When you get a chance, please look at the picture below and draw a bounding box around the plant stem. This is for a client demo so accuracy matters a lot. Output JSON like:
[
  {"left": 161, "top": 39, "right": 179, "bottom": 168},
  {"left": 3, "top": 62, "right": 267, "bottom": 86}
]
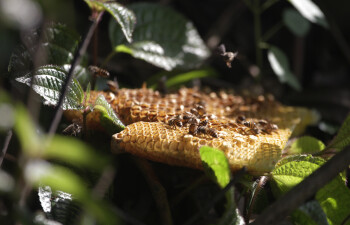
[
  {"left": 261, "top": 0, "right": 279, "bottom": 12},
  {"left": 91, "top": 24, "right": 99, "bottom": 89},
  {"left": 253, "top": 0, "right": 262, "bottom": 80},
  {"left": 251, "top": 146, "right": 350, "bottom": 225},
  {"left": 0, "top": 130, "right": 12, "bottom": 167},
  {"left": 48, "top": 13, "right": 103, "bottom": 135},
  {"left": 101, "top": 51, "right": 116, "bottom": 68},
  {"left": 261, "top": 21, "right": 283, "bottom": 42}
]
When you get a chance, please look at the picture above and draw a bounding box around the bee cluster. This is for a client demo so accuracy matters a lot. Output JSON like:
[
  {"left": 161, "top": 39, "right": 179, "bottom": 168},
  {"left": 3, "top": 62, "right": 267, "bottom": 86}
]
[
  {"left": 235, "top": 115, "right": 278, "bottom": 135},
  {"left": 167, "top": 104, "right": 219, "bottom": 138}
]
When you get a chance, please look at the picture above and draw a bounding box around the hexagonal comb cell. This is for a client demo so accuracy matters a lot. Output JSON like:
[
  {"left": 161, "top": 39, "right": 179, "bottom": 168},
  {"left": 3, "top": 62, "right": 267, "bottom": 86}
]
[{"left": 65, "top": 87, "right": 316, "bottom": 175}]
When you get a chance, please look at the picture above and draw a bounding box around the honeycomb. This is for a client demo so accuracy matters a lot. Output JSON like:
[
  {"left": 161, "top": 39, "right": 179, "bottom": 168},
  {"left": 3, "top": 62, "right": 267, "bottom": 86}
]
[{"left": 64, "top": 87, "right": 315, "bottom": 175}]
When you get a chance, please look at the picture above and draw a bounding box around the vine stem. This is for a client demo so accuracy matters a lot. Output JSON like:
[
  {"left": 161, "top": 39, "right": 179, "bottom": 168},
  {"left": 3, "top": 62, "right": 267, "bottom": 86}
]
[
  {"left": 48, "top": 12, "right": 103, "bottom": 135},
  {"left": 251, "top": 146, "right": 350, "bottom": 225}
]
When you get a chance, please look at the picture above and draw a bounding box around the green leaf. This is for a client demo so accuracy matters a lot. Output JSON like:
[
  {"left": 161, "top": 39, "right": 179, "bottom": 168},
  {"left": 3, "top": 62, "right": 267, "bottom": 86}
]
[
  {"left": 316, "top": 176, "right": 350, "bottom": 225},
  {"left": 292, "top": 200, "right": 329, "bottom": 225},
  {"left": 267, "top": 45, "right": 301, "bottom": 91},
  {"left": 8, "top": 23, "right": 80, "bottom": 78},
  {"left": 15, "top": 65, "right": 84, "bottom": 110},
  {"left": 199, "top": 146, "right": 230, "bottom": 188},
  {"left": 165, "top": 68, "right": 218, "bottom": 88},
  {"left": 289, "top": 136, "right": 325, "bottom": 155},
  {"left": 94, "top": 95, "right": 125, "bottom": 134},
  {"left": 283, "top": 8, "right": 311, "bottom": 37},
  {"left": 109, "top": 2, "right": 210, "bottom": 71},
  {"left": 217, "top": 188, "right": 245, "bottom": 225},
  {"left": 63, "top": 64, "right": 91, "bottom": 88},
  {"left": 271, "top": 155, "right": 325, "bottom": 195},
  {"left": 328, "top": 114, "right": 350, "bottom": 150},
  {"left": 44, "top": 135, "right": 108, "bottom": 170},
  {"left": 288, "top": 0, "right": 328, "bottom": 28},
  {"left": 92, "top": 1, "right": 136, "bottom": 43},
  {"left": 85, "top": 82, "right": 91, "bottom": 104},
  {"left": 14, "top": 104, "right": 41, "bottom": 153}
]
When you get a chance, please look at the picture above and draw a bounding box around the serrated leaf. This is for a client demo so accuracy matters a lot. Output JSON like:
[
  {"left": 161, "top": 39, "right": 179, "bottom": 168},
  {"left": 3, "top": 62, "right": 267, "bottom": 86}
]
[
  {"left": 199, "top": 146, "right": 230, "bottom": 188},
  {"left": 92, "top": 1, "right": 136, "bottom": 43},
  {"left": 15, "top": 65, "right": 84, "bottom": 110},
  {"left": 292, "top": 200, "right": 329, "bottom": 225},
  {"left": 328, "top": 114, "right": 350, "bottom": 150},
  {"left": 94, "top": 95, "right": 125, "bottom": 134},
  {"left": 267, "top": 45, "right": 301, "bottom": 91},
  {"left": 289, "top": 136, "right": 325, "bottom": 155},
  {"left": 288, "top": 0, "right": 328, "bottom": 28},
  {"left": 63, "top": 64, "right": 91, "bottom": 88},
  {"left": 272, "top": 155, "right": 325, "bottom": 195},
  {"left": 283, "top": 8, "right": 311, "bottom": 37},
  {"left": 316, "top": 176, "right": 350, "bottom": 225},
  {"left": 109, "top": 2, "right": 210, "bottom": 71}
]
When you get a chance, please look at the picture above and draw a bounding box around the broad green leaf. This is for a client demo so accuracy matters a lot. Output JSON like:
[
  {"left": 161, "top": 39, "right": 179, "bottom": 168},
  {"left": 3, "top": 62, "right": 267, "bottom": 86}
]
[
  {"left": 327, "top": 114, "right": 350, "bottom": 150},
  {"left": 25, "top": 161, "right": 117, "bottom": 225},
  {"left": 316, "top": 176, "right": 350, "bottom": 225},
  {"left": 15, "top": 65, "right": 84, "bottom": 110},
  {"left": 199, "top": 146, "right": 230, "bottom": 188},
  {"left": 14, "top": 104, "right": 41, "bottom": 153},
  {"left": 45, "top": 135, "right": 108, "bottom": 170},
  {"left": 288, "top": 0, "right": 328, "bottom": 28},
  {"left": 268, "top": 45, "right": 301, "bottom": 91},
  {"left": 289, "top": 136, "right": 325, "bottom": 155},
  {"left": 94, "top": 95, "right": 125, "bottom": 134},
  {"left": 292, "top": 200, "right": 329, "bottom": 225},
  {"left": 8, "top": 23, "right": 80, "bottom": 78},
  {"left": 283, "top": 8, "right": 311, "bottom": 37},
  {"left": 109, "top": 3, "right": 210, "bottom": 71},
  {"left": 91, "top": 1, "right": 136, "bottom": 43},
  {"left": 166, "top": 68, "right": 218, "bottom": 88},
  {"left": 271, "top": 155, "right": 325, "bottom": 195}
]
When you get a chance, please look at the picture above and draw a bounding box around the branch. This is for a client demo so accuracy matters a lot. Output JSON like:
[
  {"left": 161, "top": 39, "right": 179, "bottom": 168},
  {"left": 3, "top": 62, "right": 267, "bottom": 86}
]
[
  {"left": 48, "top": 13, "right": 103, "bottom": 135},
  {"left": 251, "top": 146, "right": 350, "bottom": 225},
  {"left": 0, "top": 130, "right": 12, "bottom": 167}
]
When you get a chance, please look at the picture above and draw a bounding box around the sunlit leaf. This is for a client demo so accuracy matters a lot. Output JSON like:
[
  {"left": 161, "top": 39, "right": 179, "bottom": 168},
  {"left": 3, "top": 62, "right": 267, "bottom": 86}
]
[
  {"left": 316, "top": 176, "right": 350, "bottom": 225},
  {"left": 268, "top": 45, "right": 301, "bottom": 91},
  {"left": 94, "top": 94, "right": 125, "bottom": 134},
  {"left": 45, "top": 135, "right": 108, "bottom": 170},
  {"left": 288, "top": 0, "right": 328, "bottom": 28},
  {"left": 292, "top": 200, "right": 329, "bottom": 225},
  {"left": 166, "top": 68, "right": 218, "bottom": 88},
  {"left": 92, "top": 1, "right": 136, "bottom": 43},
  {"left": 283, "top": 8, "right": 311, "bottom": 37},
  {"left": 15, "top": 65, "right": 84, "bottom": 110},
  {"left": 109, "top": 2, "right": 210, "bottom": 71},
  {"left": 199, "top": 146, "right": 230, "bottom": 188},
  {"left": 327, "top": 114, "right": 350, "bottom": 151},
  {"left": 289, "top": 136, "right": 325, "bottom": 155},
  {"left": 271, "top": 155, "right": 325, "bottom": 195}
]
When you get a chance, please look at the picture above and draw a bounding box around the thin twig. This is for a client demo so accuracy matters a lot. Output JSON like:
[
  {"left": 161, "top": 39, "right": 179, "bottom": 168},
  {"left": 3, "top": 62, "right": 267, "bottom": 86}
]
[
  {"left": 251, "top": 146, "right": 350, "bottom": 225},
  {"left": 92, "top": 166, "right": 115, "bottom": 199},
  {"left": 48, "top": 13, "right": 103, "bottom": 135},
  {"left": 0, "top": 130, "right": 13, "bottom": 167},
  {"left": 183, "top": 167, "right": 247, "bottom": 225}
]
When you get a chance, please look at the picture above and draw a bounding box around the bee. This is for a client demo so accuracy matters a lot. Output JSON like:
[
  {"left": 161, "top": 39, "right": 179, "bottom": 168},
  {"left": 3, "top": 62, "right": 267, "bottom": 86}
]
[
  {"left": 107, "top": 80, "right": 119, "bottom": 93},
  {"left": 88, "top": 65, "right": 110, "bottom": 78},
  {"left": 243, "top": 121, "right": 260, "bottom": 135},
  {"left": 197, "top": 126, "right": 219, "bottom": 138},
  {"left": 236, "top": 115, "right": 246, "bottom": 124},
  {"left": 199, "top": 119, "right": 208, "bottom": 127},
  {"left": 196, "top": 105, "right": 206, "bottom": 117},
  {"left": 62, "top": 122, "right": 82, "bottom": 137},
  {"left": 190, "top": 108, "right": 199, "bottom": 117},
  {"left": 216, "top": 44, "right": 238, "bottom": 68},
  {"left": 260, "top": 121, "right": 278, "bottom": 134},
  {"left": 183, "top": 112, "right": 198, "bottom": 125},
  {"left": 189, "top": 123, "right": 198, "bottom": 135},
  {"left": 168, "top": 115, "right": 183, "bottom": 129}
]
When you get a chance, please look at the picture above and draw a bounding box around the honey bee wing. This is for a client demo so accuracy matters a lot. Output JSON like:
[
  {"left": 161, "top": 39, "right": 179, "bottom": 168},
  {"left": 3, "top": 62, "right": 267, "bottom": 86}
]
[{"left": 216, "top": 44, "right": 226, "bottom": 56}]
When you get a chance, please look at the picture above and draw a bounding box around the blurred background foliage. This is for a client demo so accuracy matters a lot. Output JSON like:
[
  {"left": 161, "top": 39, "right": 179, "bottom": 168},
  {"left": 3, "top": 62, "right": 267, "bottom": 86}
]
[{"left": 1, "top": 0, "right": 350, "bottom": 224}]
